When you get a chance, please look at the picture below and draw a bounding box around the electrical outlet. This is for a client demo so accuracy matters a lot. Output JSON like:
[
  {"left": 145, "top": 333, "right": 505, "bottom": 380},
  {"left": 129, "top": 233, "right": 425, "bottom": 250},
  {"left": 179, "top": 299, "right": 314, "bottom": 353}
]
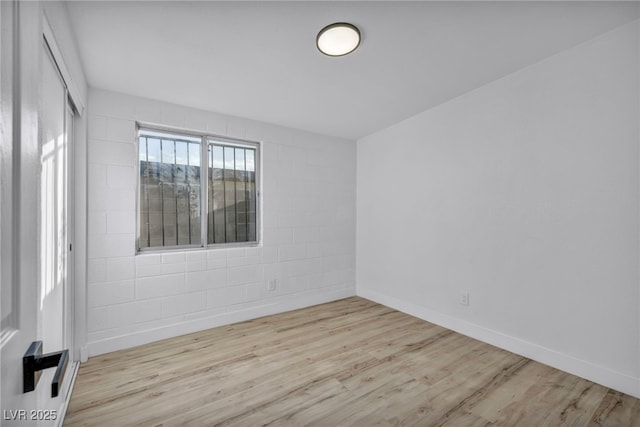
[
  {"left": 459, "top": 291, "right": 469, "bottom": 306},
  {"left": 267, "top": 279, "right": 277, "bottom": 292}
]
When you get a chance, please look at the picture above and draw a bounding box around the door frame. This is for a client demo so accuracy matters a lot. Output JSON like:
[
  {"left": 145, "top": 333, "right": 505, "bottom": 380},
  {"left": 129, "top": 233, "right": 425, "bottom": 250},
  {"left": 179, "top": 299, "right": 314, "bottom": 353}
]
[
  {"left": 64, "top": 102, "right": 75, "bottom": 359},
  {"left": 41, "top": 8, "right": 86, "bottom": 365}
]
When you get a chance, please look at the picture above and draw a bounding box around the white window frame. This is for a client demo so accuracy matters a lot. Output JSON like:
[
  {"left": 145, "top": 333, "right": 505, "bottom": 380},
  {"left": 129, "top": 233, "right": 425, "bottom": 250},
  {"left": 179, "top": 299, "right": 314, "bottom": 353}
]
[{"left": 135, "top": 123, "right": 261, "bottom": 253}]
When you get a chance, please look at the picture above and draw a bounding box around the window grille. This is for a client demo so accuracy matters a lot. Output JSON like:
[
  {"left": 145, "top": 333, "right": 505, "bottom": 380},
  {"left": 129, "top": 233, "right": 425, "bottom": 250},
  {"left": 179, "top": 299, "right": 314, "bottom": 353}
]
[
  {"left": 138, "top": 128, "right": 259, "bottom": 251},
  {"left": 207, "top": 142, "right": 257, "bottom": 244}
]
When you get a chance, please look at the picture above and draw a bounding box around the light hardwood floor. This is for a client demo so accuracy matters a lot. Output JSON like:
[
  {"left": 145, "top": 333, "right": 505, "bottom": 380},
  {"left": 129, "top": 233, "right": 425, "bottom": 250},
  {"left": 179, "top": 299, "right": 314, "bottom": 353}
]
[{"left": 65, "top": 297, "right": 640, "bottom": 426}]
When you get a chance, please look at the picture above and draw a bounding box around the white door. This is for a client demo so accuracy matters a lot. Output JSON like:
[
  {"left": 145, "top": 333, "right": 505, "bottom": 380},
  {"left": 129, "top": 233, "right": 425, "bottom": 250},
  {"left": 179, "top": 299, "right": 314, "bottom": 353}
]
[
  {"left": 1, "top": 0, "right": 40, "bottom": 424},
  {"left": 1, "top": 2, "right": 75, "bottom": 425}
]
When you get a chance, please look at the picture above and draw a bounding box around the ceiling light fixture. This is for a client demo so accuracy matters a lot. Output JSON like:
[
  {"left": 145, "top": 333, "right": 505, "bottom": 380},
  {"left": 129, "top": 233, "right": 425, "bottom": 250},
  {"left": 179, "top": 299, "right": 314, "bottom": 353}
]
[{"left": 316, "top": 22, "right": 361, "bottom": 57}]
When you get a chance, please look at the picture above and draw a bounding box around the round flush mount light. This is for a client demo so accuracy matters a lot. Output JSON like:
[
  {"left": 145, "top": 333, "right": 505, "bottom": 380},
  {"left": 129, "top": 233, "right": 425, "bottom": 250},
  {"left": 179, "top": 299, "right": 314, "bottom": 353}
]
[{"left": 316, "top": 22, "right": 361, "bottom": 57}]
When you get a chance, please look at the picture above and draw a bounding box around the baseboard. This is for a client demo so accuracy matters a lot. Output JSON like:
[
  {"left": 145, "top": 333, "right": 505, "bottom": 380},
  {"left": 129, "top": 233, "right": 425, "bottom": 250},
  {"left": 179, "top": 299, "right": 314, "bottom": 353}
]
[
  {"left": 357, "top": 287, "right": 640, "bottom": 399},
  {"left": 88, "top": 287, "right": 355, "bottom": 357}
]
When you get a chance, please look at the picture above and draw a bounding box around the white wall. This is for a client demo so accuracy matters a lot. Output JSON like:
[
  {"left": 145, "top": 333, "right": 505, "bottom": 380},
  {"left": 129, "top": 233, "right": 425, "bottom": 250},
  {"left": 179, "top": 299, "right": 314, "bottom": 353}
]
[
  {"left": 357, "top": 21, "right": 640, "bottom": 397},
  {"left": 85, "top": 89, "right": 356, "bottom": 356}
]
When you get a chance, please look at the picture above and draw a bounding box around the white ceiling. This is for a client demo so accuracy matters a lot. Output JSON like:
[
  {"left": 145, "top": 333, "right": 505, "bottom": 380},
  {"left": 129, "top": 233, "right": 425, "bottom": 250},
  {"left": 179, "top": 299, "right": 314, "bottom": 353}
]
[{"left": 66, "top": 1, "right": 639, "bottom": 140}]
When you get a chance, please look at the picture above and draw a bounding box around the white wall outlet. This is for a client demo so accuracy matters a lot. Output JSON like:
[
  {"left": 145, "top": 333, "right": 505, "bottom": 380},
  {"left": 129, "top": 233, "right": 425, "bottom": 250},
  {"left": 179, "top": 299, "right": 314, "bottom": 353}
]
[
  {"left": 267, "top": 279, "right": 278, "bottom": 292},
  {"left": 459, "top": 291, "right": 469, "bottom": 306}
]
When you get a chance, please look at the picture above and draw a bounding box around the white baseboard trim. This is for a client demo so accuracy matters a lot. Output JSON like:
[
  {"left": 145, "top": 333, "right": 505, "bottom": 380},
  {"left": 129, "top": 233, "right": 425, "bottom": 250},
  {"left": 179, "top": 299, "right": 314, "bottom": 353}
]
[
  {"left": 88, "top": 287, "right": 355, "bottom": 357},
  {"left": 79, "top": 346, "right": 88, "bottom": 363},
  {"left": 357, "top": 287, "right": 640, "bottom": 399}
]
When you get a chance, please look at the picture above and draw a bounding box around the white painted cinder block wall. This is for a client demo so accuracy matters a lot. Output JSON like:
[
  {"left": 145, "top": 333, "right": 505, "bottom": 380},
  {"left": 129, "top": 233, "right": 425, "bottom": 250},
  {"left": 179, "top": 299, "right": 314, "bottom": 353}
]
[
  {"left": 85, "top": 89, "right": 356, "bottom": 356},
  {"left": 356, "top": 20, "right": 640, "bottom": 397}
]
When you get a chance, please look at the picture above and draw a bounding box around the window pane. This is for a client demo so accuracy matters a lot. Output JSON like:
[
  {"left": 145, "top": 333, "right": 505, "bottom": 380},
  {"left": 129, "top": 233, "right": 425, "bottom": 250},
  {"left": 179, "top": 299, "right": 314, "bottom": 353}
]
[
  {"left": 187, "top": 142, "right": 201, "bottom": 244},
  {"left": 147, "top": 137, "right": 161, "bottom": 162},
  {"left": 223, "top": 146, "right": 236, "bottom": 242},
  {"left": 188, "top": 142, "right": 199, "bottom": 168},
  {"left": 207, "top": 143, "right": 257, "bottom": 245},
  {"left": 224, "top": 146, "right": 234, "bottom": 170},
  {"left": 246, "top": 149, "right": 257, "bottom": 241},
  {"left": 235, "top": 149, "right": 247, "bottom": 241},
  {"left": 161, "top": 139, "right": 175, "bottom": 165},
  {"left": 245, "top": 150, "right": 255, "bottom": 172},
  {"left": 235, "top": 148, "right": 245, "bottom": 171},
  {"left": 175, "top": 141, "right": 188, "bottom": 165},
  {"left": 139, "top": 139, "right": 147, "bottom": 162},
  {"left": 209, "top": 145, "right": 226, "bottom": 244},
  {"left": 211, "top": 145, "right": 223, "bottom": 169},
  {"left": 139, "top": 131, "right": 201, "bottom": 249}
]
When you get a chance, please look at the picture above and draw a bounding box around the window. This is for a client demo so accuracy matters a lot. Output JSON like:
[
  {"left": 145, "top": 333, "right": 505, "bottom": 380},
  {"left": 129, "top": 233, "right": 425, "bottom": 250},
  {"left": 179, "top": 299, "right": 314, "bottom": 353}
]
[
  {"left": 207, "top": 142, "right": 257, "bottom": 244},
  {"left": 137, "top": 127, "right": 259, "bottom": 251}
]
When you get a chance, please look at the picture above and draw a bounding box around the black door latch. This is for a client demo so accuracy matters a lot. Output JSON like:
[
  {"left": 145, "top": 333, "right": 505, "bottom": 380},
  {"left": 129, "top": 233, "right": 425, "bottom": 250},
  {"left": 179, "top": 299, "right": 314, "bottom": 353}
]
[{"left": 23, "top": 341, "right": 69, "bottom": 398}]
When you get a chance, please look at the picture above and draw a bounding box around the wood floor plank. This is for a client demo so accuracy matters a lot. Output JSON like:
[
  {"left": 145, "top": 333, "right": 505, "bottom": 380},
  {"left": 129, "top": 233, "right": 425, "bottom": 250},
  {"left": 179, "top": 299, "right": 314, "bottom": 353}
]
[
  {"left": 65, "top": 297, "right": 640, "bottom": 426},
  {"left": 588, "top": 390, "right": 640, "bottom": 426}
]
